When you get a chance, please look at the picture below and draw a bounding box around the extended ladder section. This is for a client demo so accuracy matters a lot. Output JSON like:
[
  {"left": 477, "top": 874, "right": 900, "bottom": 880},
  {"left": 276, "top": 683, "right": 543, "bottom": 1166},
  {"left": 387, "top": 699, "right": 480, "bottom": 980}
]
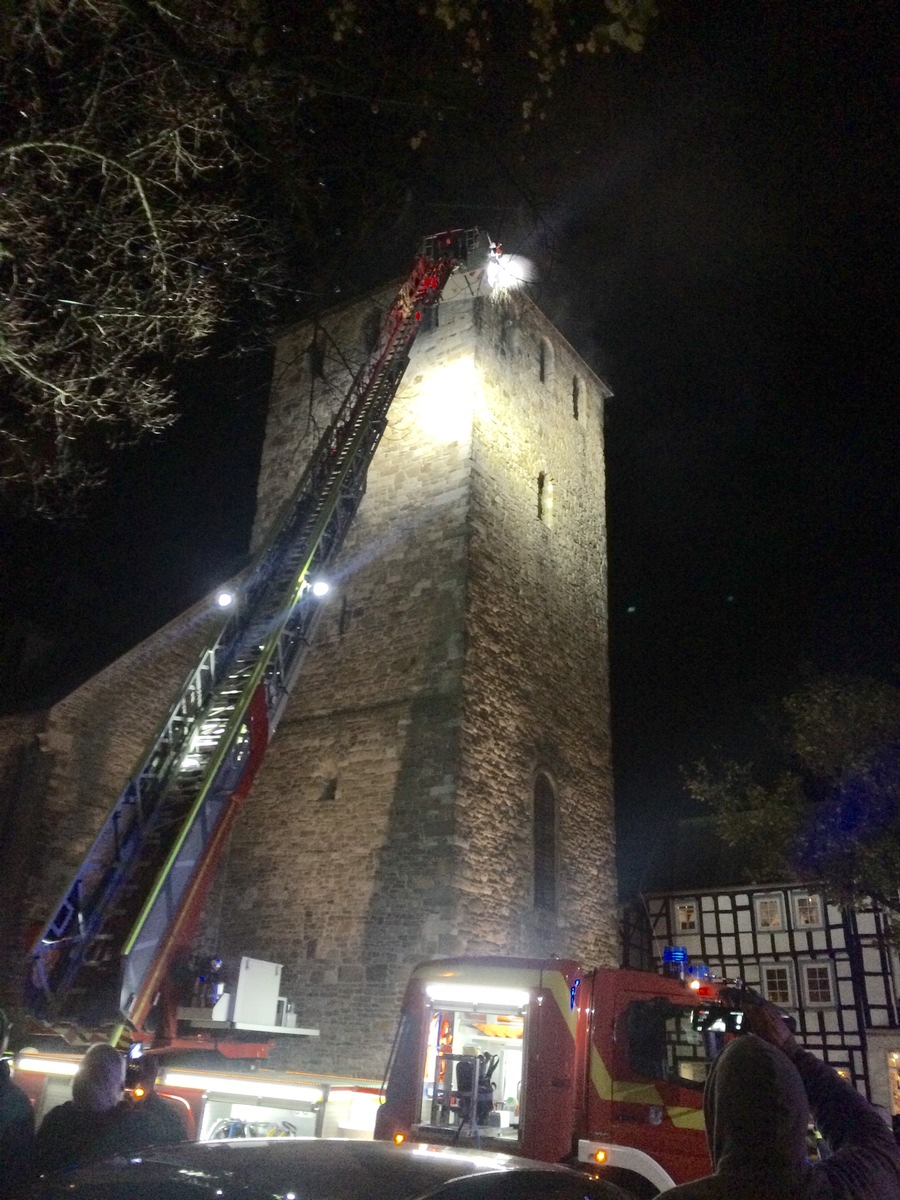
[{"left": 27, "top": 228, "right": 484, "bottom": 1039}]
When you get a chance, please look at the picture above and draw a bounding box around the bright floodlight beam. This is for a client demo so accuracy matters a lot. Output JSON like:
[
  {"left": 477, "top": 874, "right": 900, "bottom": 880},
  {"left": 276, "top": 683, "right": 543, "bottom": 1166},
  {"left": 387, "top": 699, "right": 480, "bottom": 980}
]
[{"left": 486, "top": 242, "right": 535, "bottom": 293}]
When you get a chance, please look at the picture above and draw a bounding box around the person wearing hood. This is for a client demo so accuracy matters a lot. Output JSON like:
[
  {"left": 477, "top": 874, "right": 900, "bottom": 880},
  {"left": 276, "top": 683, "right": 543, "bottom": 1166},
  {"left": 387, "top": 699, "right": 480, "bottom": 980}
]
[
  {"left": 655, "top": 989, "right": 900, "bottom": 1199},
  {"left": 35, "top": 1043, "right": 133, "bottom": 1175}
]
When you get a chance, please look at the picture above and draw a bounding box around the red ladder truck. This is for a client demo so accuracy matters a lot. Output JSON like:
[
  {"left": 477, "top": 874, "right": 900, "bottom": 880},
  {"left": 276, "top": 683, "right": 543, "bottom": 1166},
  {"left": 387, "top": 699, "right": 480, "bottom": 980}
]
[
  {"left": 23, "top": 228, "right": 487, "bottom": 1055},
  {"left": 375, "top": 954, "right": 742, "bottom": 1198}
]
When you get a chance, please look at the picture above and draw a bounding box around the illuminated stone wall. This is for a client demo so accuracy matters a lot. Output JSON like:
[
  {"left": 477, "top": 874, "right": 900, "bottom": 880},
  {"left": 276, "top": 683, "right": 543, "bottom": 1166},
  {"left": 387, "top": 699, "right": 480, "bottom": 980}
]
[
  {"left": 213, "top": 271, "right": 616, "bottom": 1077},
  {"left": 0, "top": 606, "right": 216, "bottom": 1016},
  {"left": 0, "top": 266, "right": 616, "bottom": 1078}
]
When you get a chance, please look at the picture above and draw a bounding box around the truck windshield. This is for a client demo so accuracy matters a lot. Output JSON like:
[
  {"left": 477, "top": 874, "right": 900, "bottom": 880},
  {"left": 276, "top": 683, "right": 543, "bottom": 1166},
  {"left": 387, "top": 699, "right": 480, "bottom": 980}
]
[
  {"left": 627, "top": 999, "right": 722, "bottom": 1089},
  {"left": 415, "top": 1003, "right": 526, "bottom": 1143}
]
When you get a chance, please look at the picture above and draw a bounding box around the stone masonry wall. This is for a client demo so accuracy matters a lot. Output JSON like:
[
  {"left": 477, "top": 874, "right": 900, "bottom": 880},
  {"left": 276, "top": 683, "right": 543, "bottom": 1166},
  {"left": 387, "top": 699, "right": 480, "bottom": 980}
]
[
  {"left": 211, "top": 270, "right": 617, "bottom": 1080},
  {"left": 0, "top": 604, "right": 219, "bottom": 1013},
  {"left": 0, "top": 710, "right": 46, "bottom": 1011},
  {"left": 212, "top": 278, "right": 478, "bottom": 1078},
  {"left": 458, "top": 294, "right": 617, "bottom": 964}
]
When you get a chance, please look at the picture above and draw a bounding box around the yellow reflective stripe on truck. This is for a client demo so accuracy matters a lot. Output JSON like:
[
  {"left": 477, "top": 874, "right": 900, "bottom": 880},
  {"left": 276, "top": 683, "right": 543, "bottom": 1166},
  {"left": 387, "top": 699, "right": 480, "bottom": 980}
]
[
  {"left": 589, "top": 1031, "right": 707, "bottom": 1132},
  {"left": 667, "top": 1106, "right": 707, "bottom": 1130},
  {"left": 543, "top": 968, "right": 580, "bottom": 1040}
]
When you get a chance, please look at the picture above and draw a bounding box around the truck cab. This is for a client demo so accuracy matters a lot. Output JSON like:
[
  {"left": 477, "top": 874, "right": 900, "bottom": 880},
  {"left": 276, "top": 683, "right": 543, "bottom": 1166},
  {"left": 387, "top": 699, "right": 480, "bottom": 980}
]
[{"left": 375, "top": 956, "right": 733, "bottom": 1195}]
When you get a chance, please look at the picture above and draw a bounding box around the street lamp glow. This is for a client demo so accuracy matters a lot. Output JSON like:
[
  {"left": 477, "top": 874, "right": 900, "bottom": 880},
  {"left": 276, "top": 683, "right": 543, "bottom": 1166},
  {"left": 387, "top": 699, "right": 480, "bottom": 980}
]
[
  {"left": 216, "top": 590, "right": 234, "bottom": 608},
  {"left": 311, "top": 580, "right": 330, "bottom": 597}
]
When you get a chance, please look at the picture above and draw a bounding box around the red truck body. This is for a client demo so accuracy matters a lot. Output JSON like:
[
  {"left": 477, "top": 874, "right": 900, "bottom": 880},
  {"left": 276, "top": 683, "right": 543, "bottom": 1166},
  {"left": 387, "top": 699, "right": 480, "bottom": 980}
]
[{"left": 375, "top": 956, "right": 726, "bottom": 1194}]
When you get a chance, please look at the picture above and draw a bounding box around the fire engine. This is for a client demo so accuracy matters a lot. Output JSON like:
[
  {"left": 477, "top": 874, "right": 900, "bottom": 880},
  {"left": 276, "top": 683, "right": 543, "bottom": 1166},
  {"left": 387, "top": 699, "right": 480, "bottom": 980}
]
[{"left": 374, "top": 954, "right": 742, "bottom": 1198}]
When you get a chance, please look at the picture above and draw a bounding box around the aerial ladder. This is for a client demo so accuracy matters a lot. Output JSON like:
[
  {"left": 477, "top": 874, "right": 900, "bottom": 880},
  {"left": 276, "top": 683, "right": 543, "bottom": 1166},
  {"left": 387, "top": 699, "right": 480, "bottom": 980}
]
[{"left": 26, "top": 228, "right": 489, "bottom": 1050}]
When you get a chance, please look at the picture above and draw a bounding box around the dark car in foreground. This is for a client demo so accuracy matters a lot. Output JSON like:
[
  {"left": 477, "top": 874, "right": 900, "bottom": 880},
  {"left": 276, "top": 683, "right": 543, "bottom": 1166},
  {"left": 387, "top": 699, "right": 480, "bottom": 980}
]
[{"left": 35, "top": 1137, "right": 632, "bottom": 1199}]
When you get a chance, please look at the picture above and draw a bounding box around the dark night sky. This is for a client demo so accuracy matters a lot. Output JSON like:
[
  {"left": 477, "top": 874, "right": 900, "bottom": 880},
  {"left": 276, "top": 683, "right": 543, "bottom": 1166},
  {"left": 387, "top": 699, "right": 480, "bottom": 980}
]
[{"left": 1, "top": 4, "right": 896, "bottom": 897}]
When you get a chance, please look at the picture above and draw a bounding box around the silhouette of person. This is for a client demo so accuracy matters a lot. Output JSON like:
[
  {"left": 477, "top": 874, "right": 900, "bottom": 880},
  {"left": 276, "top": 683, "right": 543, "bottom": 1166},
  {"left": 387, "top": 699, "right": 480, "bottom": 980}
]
[
  {"left": 35, "top": 1044, "right": 132, "bottom": 1175},
  {"left": 656, "top": 989, "right": 900, "bottom": 1199},
  {"left": 122, "top": 1054, "right": 191, "bottom": 1147},
  {"left": 0, "top": 1057, "right": 35, "bottom": 1199}
]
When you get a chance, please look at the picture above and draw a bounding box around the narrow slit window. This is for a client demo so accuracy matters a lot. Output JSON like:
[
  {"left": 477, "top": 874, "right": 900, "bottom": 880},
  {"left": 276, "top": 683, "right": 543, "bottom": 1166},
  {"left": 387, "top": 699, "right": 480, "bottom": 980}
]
[
  {"left": 498, "top": 309, "right": 516, "bottom": 356},
  {"left": 306, "top": 332, "right": 326, "bottom": 380},
  {"left": 538, "top": 338, "right": 553, "bottom": 384},
  {"left": 362, "top": 310, "right": 382, "bottom": 354},
  {"left": 572, "top": 376, "right": 580, "bottom": 420},
  {"left": 533, "top": 773, "right": 557, "bottom": 911},
  {"left": 537, "top": 473, "right": 554, "bottom": 526}
]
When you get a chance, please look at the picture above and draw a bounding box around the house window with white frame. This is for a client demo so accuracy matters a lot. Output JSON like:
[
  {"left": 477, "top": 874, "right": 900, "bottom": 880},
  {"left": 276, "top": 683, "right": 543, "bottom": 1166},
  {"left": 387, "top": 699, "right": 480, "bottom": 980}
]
[
  {"left": 793, "top": 892, "right": 823, "bottom": 928},
  {"left": 754, "top": 893, "right": 785, "bottom": 931},
  {"left": 762, "top": 964, "right": 794, "bottom": 1006},
  {"left": 802, "top": 962, "right": 834, "bottom": 1006},
  {"left": 674, "top": 899, "right": 699, "bottom": 933}
]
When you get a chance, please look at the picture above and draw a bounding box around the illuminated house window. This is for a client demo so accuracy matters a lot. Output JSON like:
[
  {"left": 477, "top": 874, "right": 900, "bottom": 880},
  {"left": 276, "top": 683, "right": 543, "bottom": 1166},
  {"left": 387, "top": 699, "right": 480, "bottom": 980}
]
[
  {"left": 572, "top": 375, "right": 580, "bottom": 420},
  {"left": 802, "top": 963, "right": 834, "bottom": 1006},
  {"left": 538, "top": 338, "right": 554, "bottom": 384},
  {"left": 793, "top": 893, "right": 823, "bottom": 928},
  {"left": 754, "top": 894, "right": 785, "bottom": 931},
  {"left": 533, "top": 773, "right": 557, "bottom": 911},
  {"left": 674, "top": 899, "right": 699, "bottom": 933},
  {"left": 762, "top": 964, "right": 794, "bottom": 1006},
  {"left": 537, "top": 473, "right": 554, "bottom": 526}
]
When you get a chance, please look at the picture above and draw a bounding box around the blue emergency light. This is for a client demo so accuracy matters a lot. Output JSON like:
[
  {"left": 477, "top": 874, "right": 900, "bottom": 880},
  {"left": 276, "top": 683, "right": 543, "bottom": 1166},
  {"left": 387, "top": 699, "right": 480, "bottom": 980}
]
[{"left": 663, "top": 946, "right": 689, "bottom": 964}]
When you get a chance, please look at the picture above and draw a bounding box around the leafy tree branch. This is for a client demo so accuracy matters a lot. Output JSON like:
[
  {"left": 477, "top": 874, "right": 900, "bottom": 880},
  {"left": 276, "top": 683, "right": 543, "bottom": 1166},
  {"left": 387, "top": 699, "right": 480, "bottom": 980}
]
[
  {"left": 684, "top": 674, "right": 900, "bottom": 919},
  {"left": 1, "top": 0, "right": 657, "bottom": 513}
]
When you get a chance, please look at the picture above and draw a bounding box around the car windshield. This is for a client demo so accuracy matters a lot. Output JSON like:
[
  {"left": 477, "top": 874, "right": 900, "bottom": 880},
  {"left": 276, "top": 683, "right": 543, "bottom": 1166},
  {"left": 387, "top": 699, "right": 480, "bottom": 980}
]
[{"left": 37, "top": 1139, "right": 535, "bottom": 1200}]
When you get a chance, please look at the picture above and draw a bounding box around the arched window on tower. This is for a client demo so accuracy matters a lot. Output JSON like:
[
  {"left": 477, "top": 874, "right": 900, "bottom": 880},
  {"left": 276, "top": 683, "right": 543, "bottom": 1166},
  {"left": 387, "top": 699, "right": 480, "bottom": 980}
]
[{"left": 533, "top": 773, "right": 557, "bottom": 911}]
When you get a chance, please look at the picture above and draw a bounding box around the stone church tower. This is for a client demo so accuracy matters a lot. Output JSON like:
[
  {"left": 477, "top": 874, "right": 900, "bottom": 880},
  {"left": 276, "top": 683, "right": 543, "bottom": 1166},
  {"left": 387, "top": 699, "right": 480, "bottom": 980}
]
[
  {"left": 0, "top": 258, "right": 616, "bottom": 1081},
  {"left": 207, "top": 265, "right": 617, "bottom": 1077}
]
